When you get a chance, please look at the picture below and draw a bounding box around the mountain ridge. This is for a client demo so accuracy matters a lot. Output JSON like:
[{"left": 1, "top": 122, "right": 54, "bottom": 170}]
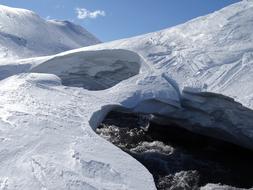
[{"left": 0, "top": 4, "right": 100, "bottom": 59}]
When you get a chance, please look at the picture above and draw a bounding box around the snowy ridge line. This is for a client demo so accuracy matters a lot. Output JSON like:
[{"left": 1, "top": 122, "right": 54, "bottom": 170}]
[{"left": 0, "top": 4, "right": 100, "bottom": 59}]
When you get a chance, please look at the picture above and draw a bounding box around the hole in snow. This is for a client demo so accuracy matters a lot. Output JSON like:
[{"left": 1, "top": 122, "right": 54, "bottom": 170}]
[
  {"left": 31, "top": 49, "right": 142, "bottom": 90},
  {"left": 96, "top": 111, "right": 253, "bottom": 190}
]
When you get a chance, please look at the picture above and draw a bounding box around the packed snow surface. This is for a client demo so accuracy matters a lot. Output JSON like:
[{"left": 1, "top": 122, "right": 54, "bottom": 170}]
[
  {"left": 0, "top": 4, "right": 100, "bottom": 59},
  {"left": 0, "top": 1, "right": 253, "bottom": 189}
]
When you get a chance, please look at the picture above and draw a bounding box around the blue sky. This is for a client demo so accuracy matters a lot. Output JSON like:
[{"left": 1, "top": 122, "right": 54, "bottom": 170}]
[{"left": 0, "top": 0, "right": 240, "bottom": 42}]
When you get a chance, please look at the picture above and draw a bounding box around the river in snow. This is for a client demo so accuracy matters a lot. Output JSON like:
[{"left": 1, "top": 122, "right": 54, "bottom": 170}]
[{"left": 96, "top": 111, "right": 253, "bottom": 190}]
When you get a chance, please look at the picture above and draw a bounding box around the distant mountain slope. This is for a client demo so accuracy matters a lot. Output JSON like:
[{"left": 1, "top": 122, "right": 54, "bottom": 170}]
[{"left": 0, "top": 4, "right": 100, "bottom": 59}]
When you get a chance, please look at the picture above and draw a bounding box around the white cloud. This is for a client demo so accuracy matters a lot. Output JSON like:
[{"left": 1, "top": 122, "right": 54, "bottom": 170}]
[{"left": 75, "top": 8, "right": 106, "bottom": 19}]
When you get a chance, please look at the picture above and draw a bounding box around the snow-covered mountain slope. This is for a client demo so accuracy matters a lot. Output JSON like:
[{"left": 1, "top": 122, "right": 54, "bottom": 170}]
[
  {"left": 81, "top": 0, "right": 253, "bottom": 110},
  {"left": 0, "top": 4, "right": 100, "bottom": 59},
  {"left": 1, "top": 1, "right": 253, "bottom": 189}
]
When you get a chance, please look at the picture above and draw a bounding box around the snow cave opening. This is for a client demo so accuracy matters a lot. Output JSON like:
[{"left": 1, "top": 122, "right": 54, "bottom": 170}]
[{"left": 96, "top": 110, "right": 253, "bottom": 190}]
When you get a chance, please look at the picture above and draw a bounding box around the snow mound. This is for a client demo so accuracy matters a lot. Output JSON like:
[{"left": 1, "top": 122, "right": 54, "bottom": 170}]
[
  {"left": 0, "top": 73, "right": 156, "bottom": 190},
  {"left": 0, "top": 4, "right": 100, "bottom": 59}
]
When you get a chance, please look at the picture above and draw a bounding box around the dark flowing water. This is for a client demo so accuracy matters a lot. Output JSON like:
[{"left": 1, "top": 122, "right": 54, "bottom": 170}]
[{"left": 96, "top": 111, "right": 253, "bottom": 190}]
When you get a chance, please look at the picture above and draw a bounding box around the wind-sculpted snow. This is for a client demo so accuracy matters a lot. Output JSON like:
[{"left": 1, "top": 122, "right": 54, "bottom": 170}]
[
  {"left": 31, "top": 49, "right": 142, "bottom": 90},
  {"left": 0, "top": 0, "right": 253, "bottom": 189},
  {"left": 0, "top": 5, "right": 100, "bottom": 59},
  {"left": 77, "top": 0, "right": 253, "bottom": 110}
]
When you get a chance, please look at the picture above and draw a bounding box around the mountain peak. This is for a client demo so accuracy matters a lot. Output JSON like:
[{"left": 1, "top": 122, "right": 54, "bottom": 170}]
[
  {"left": 0, "top": 4, "right": 100, "bottom": 59},
  {"left": 0, "top": 4, "right": 37, "bottom": 17}
]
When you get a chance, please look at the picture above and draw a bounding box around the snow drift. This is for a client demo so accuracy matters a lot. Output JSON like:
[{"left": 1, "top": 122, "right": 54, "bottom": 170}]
[{"left": 31, "top": 49, "right": 143, "bottom": 90}]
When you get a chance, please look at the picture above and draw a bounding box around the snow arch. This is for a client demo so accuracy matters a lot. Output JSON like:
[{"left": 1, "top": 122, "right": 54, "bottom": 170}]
[{"left": 31, "top": 49, "right": 144, "bottom": 90}]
